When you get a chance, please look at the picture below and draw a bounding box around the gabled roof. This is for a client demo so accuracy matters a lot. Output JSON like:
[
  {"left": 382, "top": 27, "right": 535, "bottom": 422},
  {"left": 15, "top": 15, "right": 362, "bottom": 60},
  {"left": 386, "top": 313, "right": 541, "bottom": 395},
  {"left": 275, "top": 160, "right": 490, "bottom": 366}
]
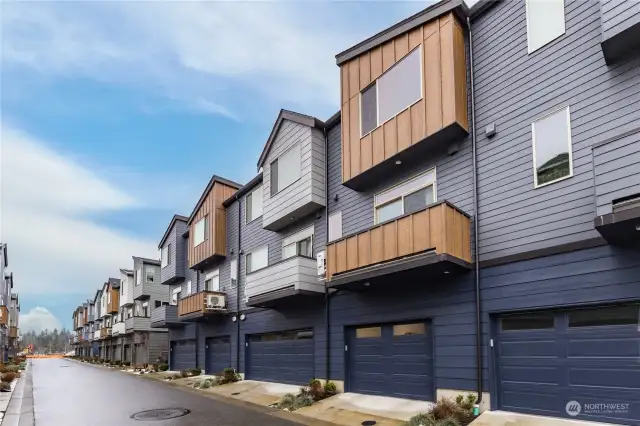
[
  {"left": 222, "top": 173, "right": 264, "bottom": 207},
  {"left": 257, "top": 109, "right": 324, "bottom": 169},
  {"left": 187, "top": 175, "right": 243, "bottom": 225},
  {"left": 158, "top": 214, "right": 189, "bottom": 249},
  {"left": 119, "top": 268, "right": 134, "bottom": 275},
  {"left": 94, "top": 288, "right": 102, "bottom": 303},
  {"left": 133, "top": 256, "right": 161, "bottom": 266},
  {"left": 108, "top": 278, "right": 120, "bottom": 289}
]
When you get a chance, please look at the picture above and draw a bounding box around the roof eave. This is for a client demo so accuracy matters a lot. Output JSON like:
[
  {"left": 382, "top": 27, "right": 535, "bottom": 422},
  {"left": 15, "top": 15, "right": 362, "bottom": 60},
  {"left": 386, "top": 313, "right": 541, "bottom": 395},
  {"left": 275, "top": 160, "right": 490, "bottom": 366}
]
[
  {"left": 158, "top": 214, "right": 189, "bottom": 249},
  {"left": 187, "top": 175, "right": 243, "bottom": 225}
]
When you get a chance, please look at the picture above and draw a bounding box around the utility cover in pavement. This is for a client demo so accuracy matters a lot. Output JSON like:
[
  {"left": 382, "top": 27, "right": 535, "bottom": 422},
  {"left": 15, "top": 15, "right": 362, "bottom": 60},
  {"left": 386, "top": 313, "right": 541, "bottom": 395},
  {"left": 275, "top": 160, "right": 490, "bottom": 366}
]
[{"left": 131, "top": 408, "right": 190, "bottom": 421}]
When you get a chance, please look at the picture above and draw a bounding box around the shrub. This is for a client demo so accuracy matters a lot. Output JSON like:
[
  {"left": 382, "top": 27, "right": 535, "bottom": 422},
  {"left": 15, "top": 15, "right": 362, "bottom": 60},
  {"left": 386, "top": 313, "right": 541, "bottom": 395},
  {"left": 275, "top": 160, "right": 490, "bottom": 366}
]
[
  {"left": 180, "top": 370, "right": 189, "bottom": 378},
  {"left": 159, "top": 364, "right": 169, "bottom": 372},
  {"left": 151, "top": 364, "right": 159, "bottom": 372},
  {"left": 308, "top": 379, "right": 324, "bottom": 401},
  {"left": 114, "top": 360, "right": 121, "bottom": 366},
  {"left": 431, "top": 398, "right": 460, "bottom": 421},
  {"left": 172, "top": 373, "right": 182, "bottom": 380},
  {"left": 436, "top": 418, "right": 461, "bottom": 426},
  {"left": 1, "top": 372, "right": 17, "bottom": 383},
  {"left": 217, "top": 368, "right": 241, "bottom": 385},
  {"left": 275, "top": 390, "right": 314, "bottom": 411},
  {"left": 123, "top": 361, "right": 131, "bottom": 366},
  {"left": 428, "top": 396, "right": 476, "bottom": 426},
  {"left": 202, "top": 379, "right": 213, "bottom": 389},
  {"left": 0, "top": 382, "right": 10, "bottom": 392},
  {"left": 406, "top": 413, "right": 436, "bottom": 426},
  {"left": 324, "top": 381, "right": 337, "bottom": 397},
  {"left": 275, "top": 393, "right": 297, "bottom": 410},
  {"left": 1, "top": 366, "right": 19, "bottom": 374},
  {"left": 190, "top": 368, "right": 201, "bottom": 377}
]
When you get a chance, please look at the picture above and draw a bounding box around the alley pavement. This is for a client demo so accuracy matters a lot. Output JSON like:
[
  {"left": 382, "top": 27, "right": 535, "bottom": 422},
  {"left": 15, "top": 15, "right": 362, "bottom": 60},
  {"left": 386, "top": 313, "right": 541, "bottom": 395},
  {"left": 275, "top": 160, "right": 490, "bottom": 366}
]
[{"left": 30, "top": 358, "right": 302, "bottom": 426}]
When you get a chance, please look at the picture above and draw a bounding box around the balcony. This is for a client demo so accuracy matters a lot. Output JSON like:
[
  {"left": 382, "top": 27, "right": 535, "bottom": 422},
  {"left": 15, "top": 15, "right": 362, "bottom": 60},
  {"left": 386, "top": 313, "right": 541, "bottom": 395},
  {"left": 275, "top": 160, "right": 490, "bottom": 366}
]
[
  {"left": 125, "top": 316, "right": 151, "bottom": 332},
  {"left": 178, "top": 291, "right": 227, "bottom": 321},
  {"left": 592, "top": 129, "right": 640, "bottom": 245},
  {"left": 326, "top": 201, "right": 472, "bottom": 289},
  {"left": 112, "top": 322, "right": 125, "bottom": 336},
  {"left": 94, "top": 330, "right": 101, "bottom": 341},
  {"left": 9, "top": 327, "right": 18, "bottom": 339},
  {"left": 151, "top": 305, "right": 182, "bottom": 328},
  {"left": 100, "top": 328, "right": 112, "bottom": 339},
  {"left": 337, "top": 11, "right": 468, "bottom": 190},
  {"left": 0, "top": 306, "right": 8, "bottom": 326},
  {"left": 600, "top": 0, "right": 640, "bottom": 64},
  {"left": 246, "top": 256, "right": 323, "bottom": 308}
]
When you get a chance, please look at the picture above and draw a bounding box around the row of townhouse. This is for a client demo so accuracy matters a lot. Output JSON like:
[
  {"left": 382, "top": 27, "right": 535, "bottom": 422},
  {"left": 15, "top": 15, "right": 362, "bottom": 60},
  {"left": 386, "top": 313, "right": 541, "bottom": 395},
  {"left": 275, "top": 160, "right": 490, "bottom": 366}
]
[
  {"left": 0, "top": 244, "right": 20, "bottom": 360},
  {"left": 79, "top": 0, "right": 640, "bottom": 423},
  {"left": 71, "top": 258, "right": 170, "bottom": 366}
]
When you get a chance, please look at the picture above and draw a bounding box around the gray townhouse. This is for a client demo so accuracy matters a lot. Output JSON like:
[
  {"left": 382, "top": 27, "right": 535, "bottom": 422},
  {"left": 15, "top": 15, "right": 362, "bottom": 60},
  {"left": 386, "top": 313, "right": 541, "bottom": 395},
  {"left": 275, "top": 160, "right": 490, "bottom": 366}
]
[
  {"left": 83, "top": 0, "right": 640, "bottom": 424},
  {"left": 0, "top": 244, "right": 18, "bottom": 362},
  {"left": 93, "top": 288, "right": 102, "bottom": 358}
]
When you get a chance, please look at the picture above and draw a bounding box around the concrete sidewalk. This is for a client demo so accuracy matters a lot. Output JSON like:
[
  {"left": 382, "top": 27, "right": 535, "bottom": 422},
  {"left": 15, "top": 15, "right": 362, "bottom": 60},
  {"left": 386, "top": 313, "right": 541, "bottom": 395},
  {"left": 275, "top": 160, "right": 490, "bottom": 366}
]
[
  {"left": 1, "top": 364, "right": 33, "bottom": 426},
  {"left": 470, "top": 411, "right": 620, "bottom": 426}
]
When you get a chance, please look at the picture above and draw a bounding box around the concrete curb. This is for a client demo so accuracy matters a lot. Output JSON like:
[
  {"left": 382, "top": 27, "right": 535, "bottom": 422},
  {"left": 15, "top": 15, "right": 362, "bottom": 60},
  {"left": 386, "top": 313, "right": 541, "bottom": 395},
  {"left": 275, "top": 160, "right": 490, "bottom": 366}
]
[{"left": 2, "top": 362, "right": 34, "bottom": 426}]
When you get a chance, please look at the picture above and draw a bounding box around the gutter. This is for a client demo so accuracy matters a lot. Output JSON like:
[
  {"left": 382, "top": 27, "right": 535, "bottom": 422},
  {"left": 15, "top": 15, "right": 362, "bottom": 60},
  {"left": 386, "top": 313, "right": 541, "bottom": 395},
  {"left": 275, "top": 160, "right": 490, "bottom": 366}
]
[{"left": 466, "top": 15, "right": 483, "bottom": 407}]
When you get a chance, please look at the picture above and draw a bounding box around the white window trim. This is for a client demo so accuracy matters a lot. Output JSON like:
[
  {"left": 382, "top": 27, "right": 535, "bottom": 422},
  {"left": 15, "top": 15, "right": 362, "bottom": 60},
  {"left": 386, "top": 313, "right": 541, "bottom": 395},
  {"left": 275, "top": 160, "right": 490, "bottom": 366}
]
[
  {"left": 245, "top": 184, "right": 263, "bottom": 224},
  {"left": 145, "top": 267, "right": 155, "bottom": 283},
  {"left": 136, "top": 268, "right": 142, "bottom": 286},
  {"left": 272, "top": 144, "right": 301, "bottom": 195},
  {"left": 246, "top": 246, "right": 269, "bottom": 274},
  {"left": 525, "top": 0, "right": 566, "bottom": 54},
  {"left": 205, "top": 269, "right": 220, "bottom": 291},
  {"left": 282, "top": 226, "right": 314, "bottom": 259},
  {"left": 373, "top": 168, "right": 437, "bottom": 224},
  {"left": 360, "top": 46, "right": 424, "bottom": 138},
  {"left": 230, "top": 259, "right": 238, "bottom": 287},
  {"left": 328, "top": 211, "right": 343, "bottom": 242},
  {"left": 193, "top": 216, "right": 208, "bottom": 247},
  {"left": 531, "top": 105, "right": 573, "bottom": 189},
  {"left": 186, "top": 280, "right": 192, "bottom": 295},
  {"left": 161, "top": 245, "right": 169, "bottom": 268}
]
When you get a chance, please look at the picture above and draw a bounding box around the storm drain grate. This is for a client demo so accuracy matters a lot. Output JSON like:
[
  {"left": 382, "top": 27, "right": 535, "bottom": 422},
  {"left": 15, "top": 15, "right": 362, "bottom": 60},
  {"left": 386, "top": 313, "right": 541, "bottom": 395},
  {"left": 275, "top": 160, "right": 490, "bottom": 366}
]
[
  {"left": 361, "top": 421, "right": 377, "bottom": 426},
  {"left": 131, "top": 408, "right": 190, "bottom": 421},
  {"left": 231, "top": 392, "right": 241, "bottom": 396}
]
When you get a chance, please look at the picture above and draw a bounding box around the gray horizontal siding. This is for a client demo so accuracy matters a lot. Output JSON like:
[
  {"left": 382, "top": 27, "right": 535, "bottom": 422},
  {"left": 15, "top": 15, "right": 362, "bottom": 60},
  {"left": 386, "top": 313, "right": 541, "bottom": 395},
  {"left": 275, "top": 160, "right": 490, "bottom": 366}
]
[
  {"left": 160, "top": 220, "right": 187, "bottom": 284},
  {"left": 263, "top": 121, "right": 326, "bottom": 230},
  {"left": 245, "top": 255, "right": 322, "bottom": 298},
  {"left": 125, "top": 316, "right": 152, "bottom": 332},
  {"left": 593, "top": 128, "right": 640, "bottom": 215},
  {"left": 473, "top": 0, "right": 640, "bottom": 261},
  {"left": 150, "top": 305, "right": 177, "bottom": 326},
  {"left": 601, "top": 0, "right": 640, "bottom": 42}
]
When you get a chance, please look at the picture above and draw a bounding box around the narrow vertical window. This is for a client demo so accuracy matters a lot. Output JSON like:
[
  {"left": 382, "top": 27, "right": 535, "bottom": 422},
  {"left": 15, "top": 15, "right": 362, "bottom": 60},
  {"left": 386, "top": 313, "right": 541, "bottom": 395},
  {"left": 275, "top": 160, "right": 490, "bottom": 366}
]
[
  {"left": 526, "top": 0, "right": 565, "bottom": 53},
  {"left": 532, "top": 106, "right": 573, "bottom": 187},
  {"left": 328, "top": 211, "right": 343, "bottom": 242}
]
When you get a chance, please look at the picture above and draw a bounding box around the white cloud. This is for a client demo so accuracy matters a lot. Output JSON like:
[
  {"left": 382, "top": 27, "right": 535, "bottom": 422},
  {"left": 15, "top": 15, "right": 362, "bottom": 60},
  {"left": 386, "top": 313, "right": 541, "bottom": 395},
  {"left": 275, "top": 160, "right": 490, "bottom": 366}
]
[
  {"left": 20, "top": 307, "right": 62, "bottom": 333},
  {"left": 0, "top": 124, "right": 160, "bottom": 296}
]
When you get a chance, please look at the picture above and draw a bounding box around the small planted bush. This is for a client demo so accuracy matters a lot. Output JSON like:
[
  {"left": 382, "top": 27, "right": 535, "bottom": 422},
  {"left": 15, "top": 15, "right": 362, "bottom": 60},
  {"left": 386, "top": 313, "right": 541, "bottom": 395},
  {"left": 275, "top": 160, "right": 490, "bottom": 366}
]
[
  {"left": 275, "top": 390, "right": 314, "bottom": 411},
  {"left": 1, "top": 372, "right": 17, "bottom": 383},
  {"left": 0, "top": 382, "right": 10, "bottom": 392},
  {"left": 418, "top": 395, "right": 477, "bottom": 426},
  {"left": 123, "top": 361, "right": 131, "bottom": 366},
  {"left": 216, "top": 368, "right": 241, "bottom": 385},
  {"left": 190, "top": 368, "right": 201, "bottom": 377},
  {"left": 180, "top": 370, "right": 189, "bottom": 378},
  {"left": 201, "top": 378, "right": 214, "bottom": 389},
  {"left": 324, "top": 381, "right": 337, "bottom": 397},
  {"left": 308, "top": 379, "right": 324, "bottom": 401},
  {"left": 159, "top": 364, "right": 169, "bottom": 372}
]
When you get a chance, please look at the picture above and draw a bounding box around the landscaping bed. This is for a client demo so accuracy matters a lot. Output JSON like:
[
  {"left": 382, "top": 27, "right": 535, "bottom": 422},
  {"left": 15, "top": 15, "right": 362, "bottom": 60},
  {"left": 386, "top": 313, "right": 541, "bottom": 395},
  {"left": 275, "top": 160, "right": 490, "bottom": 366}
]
[
  {"left": 404, "top": 394, "right": 479, "bottom": 426},
  {"left": 270, "top": 379, "right": 338, "bottom": 412}
]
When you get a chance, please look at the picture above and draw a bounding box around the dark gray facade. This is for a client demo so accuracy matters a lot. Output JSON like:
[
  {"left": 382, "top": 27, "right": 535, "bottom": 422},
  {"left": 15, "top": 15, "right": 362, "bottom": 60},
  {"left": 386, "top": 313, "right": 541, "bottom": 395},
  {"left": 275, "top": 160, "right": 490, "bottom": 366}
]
[{"left": 160, "top": 217, "right": 188, "bottom": 285}]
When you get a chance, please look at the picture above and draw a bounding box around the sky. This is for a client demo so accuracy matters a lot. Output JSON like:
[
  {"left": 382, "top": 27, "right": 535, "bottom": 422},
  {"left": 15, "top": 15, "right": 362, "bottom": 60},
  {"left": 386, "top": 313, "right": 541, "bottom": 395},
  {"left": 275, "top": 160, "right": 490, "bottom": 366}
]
[{"left": 0, "top": 0, "right": 448, "bottom": 332}]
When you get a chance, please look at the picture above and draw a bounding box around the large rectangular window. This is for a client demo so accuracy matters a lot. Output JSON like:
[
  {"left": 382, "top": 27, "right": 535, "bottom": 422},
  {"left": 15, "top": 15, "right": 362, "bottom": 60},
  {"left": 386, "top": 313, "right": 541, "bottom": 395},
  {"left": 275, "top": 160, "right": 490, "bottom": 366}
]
[
  {"left": 246, "top": 184, "right": 263, "bottom": 223},
  {"left": 526, "top": 0, "right": 565, "bottom": 53},
  {"left": 532, "top": 106, "right": 573, "bottom": 188},
  {"left": 270, "top": 144, "right": 301, "bottom": 194},
  {"left": 360, "top": 47, "right": 422, "bottom": 136},
  {"left": 161, "top": 245, "right": 170, "bottom": 268},
  {"left": 205, "top": 270, "right": 220, "bottom": 292},
  {"left": 193, "top": 216, "right": 208, "bottom": 247},
  {"left": 282, "top": 226, "right": 314, "bottom": 259},
  {"left": 246, "top": 246, "right": 268, "bottom": 273},
  {"left": 328, "top": 211, "right": 343, "bottom": 242},
  {"left": 230, "top": 259, "right": 238, "bottom": 288},
  {"left": 374, "top": 169, "right": 436, "bottom": 224}
]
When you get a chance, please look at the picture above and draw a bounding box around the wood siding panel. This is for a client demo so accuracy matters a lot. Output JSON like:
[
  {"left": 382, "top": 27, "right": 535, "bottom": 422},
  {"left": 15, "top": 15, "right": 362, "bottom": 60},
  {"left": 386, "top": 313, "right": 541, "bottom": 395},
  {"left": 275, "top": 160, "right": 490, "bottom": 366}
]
[
  {"left": 397, "top": 216, "right": 414, "bottom": 256},
  {"left": 370, "top": 227, "right": 384, "bottom": 264},
  {"left": 357, "top": 232, "right": 371, "bottom": 267},
  {"left": 336, "top": 240, "right": 347, "bottom": 274},
  {"left": 382, "top": 222, "right": 398, "bottom": 261},
  {"left": 346, "top": 236, "right": 359, "bottom": 271},
  {"left": 338, "top": 12, "right": 468, "bottom": 185}
]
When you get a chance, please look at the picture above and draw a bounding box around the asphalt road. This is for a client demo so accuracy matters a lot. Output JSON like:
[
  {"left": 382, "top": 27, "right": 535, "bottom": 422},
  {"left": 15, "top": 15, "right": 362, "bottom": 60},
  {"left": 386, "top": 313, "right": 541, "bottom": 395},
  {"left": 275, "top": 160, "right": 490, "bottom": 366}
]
[{"left": 30, "top": 358, "right": 300, "bottom": 426}]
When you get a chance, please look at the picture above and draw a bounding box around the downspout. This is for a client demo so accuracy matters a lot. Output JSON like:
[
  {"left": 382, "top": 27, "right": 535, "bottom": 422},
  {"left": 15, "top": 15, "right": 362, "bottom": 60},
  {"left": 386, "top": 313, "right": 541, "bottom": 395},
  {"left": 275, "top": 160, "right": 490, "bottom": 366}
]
[
  {"left": 466, "top": 16, "right": 483, "bottom": 406},
  {"left": 195, "top": 270, "right": 200, "bottom": 369},
  {"left": 323, "top": 126, "right": 330, "bottom": 383},
  {"left": 236, "top": 194, "right": 241, "bottom": 372}
]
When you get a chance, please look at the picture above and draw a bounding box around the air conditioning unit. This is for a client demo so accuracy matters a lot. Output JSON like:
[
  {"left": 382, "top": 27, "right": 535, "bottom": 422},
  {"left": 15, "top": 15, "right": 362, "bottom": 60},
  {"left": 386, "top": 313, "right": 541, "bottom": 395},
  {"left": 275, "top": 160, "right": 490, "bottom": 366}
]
[
  {"left": 316, "top": 251, "right": 326, "bottom": 276},
  {"left": 205, "top": 294, "right": 226, "bottom": 310}
]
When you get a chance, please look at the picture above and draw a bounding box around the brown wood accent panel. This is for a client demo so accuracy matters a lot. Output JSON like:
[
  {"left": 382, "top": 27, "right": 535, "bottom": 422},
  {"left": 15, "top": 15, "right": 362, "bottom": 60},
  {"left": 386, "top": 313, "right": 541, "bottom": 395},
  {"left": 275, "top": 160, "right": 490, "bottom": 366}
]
[
  {"left": 0, "top": 306, "right": 8, "bottom": 326},
  {"left": 359, "top": 52, "right": 371, "bottom": 90},
  {"left": 9, "top": 327, "right": 18, "bottom": 338},
  {"left": 338, "top": 12, "right": 468, "bottom": 184},
  {"left": 325, "top": 202, "right": 471, "bottom": 280},
  {"left": 179, "top": 292, "right": 203, "bottom": 316},
  {"left": 188, "top": 181, "right": 237, "bottom": 268}
]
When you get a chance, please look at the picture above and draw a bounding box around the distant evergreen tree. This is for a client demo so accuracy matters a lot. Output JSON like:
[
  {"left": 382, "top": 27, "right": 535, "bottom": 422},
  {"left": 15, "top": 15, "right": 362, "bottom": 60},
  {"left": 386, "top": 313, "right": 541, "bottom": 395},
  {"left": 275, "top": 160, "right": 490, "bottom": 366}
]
[{"left": 21, "top": 328, "right": 73, "bottom": 353}]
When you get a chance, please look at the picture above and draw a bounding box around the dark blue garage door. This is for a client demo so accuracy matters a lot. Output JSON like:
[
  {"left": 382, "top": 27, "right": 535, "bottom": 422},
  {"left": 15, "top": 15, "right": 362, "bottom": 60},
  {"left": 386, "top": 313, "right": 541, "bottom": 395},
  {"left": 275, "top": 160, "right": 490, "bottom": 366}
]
[
  {"left": 170, "top": 340, "right": 195, "bottom": 371},
  {"left": 496, "top": 305, "right": 640, "bottom": 424},
  {"left": 348, "top": 321, "right": 434, "bottom": 401},
  {"left": 246, "top": 329, "right": 314, "bottom": 385},
  {"left": 206, "top": 336, "right": 231, "bottom": 375}
]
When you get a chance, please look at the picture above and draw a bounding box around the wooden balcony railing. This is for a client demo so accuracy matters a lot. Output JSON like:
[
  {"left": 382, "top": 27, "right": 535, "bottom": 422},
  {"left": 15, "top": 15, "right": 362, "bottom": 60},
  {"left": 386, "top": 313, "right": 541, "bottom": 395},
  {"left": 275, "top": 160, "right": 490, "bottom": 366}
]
[
  {"left": 9, "top": 327, "right": 18, "bottom": 338},
  {"left": 0, "top": 306, "right": 8, "bottom": 326},
  {"left": 326, "top": 201, "right": 471, "bottom": 280},
  {"left": 178, "top": 291, "right": 226, "bottom": 317},
  {"left": 100, "top": 328, "right": 112, "bottom": 339}
]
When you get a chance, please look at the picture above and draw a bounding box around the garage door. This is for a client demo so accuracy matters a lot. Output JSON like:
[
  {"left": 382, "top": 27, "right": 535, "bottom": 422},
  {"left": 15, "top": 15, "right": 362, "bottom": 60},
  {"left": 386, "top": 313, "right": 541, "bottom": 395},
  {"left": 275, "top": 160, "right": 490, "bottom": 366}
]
[
  {"left": 206, "top": 336, "right": 231, "bottom": 375},
  {"left": 348, "top": 321, "right": 434, "bottom": 401},
  {"left": 123, "top": 345, "right": 131, "bottom": 363},
  {"left": 170, "top": 340, "right": 196, "bottom": 371},
  {"left": 496, "top": 305, "right": 640, "bottom": 424},
  {"left": 246, "top": 329, "right": 314, "bottom": 385}
]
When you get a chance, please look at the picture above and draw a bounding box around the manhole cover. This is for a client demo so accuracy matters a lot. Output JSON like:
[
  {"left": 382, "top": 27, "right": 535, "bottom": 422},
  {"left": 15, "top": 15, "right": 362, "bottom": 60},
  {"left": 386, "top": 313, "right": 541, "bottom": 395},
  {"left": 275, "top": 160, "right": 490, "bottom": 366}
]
[
  {"left": 131, "top": 408, "right": 190, "bottom": 421},
  {"left": 361, "top": 421, "right": 377, "bottom": 426},
  {"left": 231, "top": 392, "right": 240, "bottom": 395}
]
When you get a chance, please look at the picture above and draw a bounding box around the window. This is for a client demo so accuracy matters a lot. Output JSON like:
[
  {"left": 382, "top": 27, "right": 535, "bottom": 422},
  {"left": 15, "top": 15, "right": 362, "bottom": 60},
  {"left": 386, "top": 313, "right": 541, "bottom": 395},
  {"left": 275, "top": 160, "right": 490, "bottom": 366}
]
[
  {"left": 374, "top": 169, "right": 436, "bottom": 224},
  {"left": 161, "top": 245, "right": 170, "bottom": 268},
  {"left": 205, "top": 270, "right": 220, "bottom": 292},
  {"left": 136, "top": 268, "right": 141, "bottom": 286},
  {"left": 356, "top": 327, "right": 382, "bottom": 338},
  {"left": 230, "top": 260, "right": 238, "bottom": 288},
  {"left": 360, "top": 47, "right": 422, "bottom": 136},
  {"left": 145, "top": 267, "right": 155, "bottom": 283},
  {"left": 193, "top": 216, "right": 208, "bottom": 247},
  {"left": 282, "top": 226, "right": 314, "bottom": 259},
  {"left": 501, "top": 312, "right": 555, "bottom": 331},
  {"left": 246, "top": 246, "right": 268, "bottom": 273},
  {"left": 532, "top": 106, "right": 573, "bottom": 187},
  {"left": 246, "top": 184, "right": 263, "bottom": 223},
  {"left": 569, "top": 306, "right": 639, "bottom": 328},
  {"left": 328, "top": 211, "right": 343, "bottom": 242},
  {"left": 526, "top": 0, "right": 565, "bottom": 53},
  {"left": 142, "top": 301, "right": 149, "bottom": 317},
  {"left": 171, "top": 287, "right": 181, "bottom": 306},
  {"left": 270, "top": 144, "right": 301, "bottom": 195},
  {"left": 127, "top": 308, "right": 132, "bottom": 318},
  {"left": 155, "top": 301, "right": 161, "bottom": 309},
  {"left": 186, "top": 281, "right": 192, "bottom": 295},
  {"left": 393, "top": 323, "right": 426, "bottom": 336}
]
